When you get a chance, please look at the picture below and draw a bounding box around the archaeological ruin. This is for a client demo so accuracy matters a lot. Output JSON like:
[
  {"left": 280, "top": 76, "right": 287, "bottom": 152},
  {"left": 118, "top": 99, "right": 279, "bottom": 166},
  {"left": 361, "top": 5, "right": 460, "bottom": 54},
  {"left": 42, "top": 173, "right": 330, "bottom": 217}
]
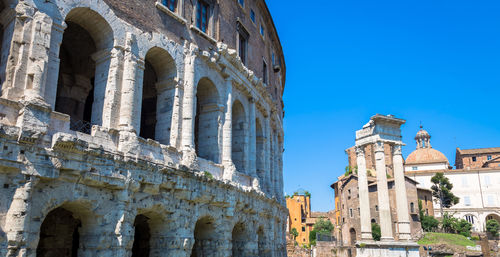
[{"left": 0, "top": 0, "right": 286, "bottom": 256}]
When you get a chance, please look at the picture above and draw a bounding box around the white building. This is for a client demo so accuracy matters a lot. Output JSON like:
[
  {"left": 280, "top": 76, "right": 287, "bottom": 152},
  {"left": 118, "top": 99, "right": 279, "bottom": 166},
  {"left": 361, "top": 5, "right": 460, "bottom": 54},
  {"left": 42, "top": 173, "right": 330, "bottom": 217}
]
[{"left": 405, "top": 127, "right": 500, "bottom": 232}]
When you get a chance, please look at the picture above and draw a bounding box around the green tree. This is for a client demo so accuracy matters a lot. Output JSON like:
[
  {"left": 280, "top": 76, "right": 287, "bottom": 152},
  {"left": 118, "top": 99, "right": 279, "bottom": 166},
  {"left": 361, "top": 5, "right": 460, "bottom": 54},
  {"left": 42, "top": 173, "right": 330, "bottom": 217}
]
[
  {"left": 290, "top": 228, "right": 299, "bottom": 239},
  {"left": 431, "top": 173, "right": 459, "bottom": 215},
  {"left": 309, "top": 218, "right": 334, "bottom": 246},
  {"left": 486, "top": 219, "right": 500, "bottom": 237},
  {"left": 371, "top": 223, "right": 381, "bottom": 241},
  {"left": 441, "top": 212, "right": 457, "bottom": 233}
]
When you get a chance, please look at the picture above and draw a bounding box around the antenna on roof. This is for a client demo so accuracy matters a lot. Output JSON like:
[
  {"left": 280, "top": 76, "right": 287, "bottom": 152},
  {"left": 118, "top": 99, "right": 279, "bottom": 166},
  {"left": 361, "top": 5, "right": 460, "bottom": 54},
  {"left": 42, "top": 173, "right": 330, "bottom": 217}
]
[{"left": 419, "top": 121, "right": 422, "bottom": 129}]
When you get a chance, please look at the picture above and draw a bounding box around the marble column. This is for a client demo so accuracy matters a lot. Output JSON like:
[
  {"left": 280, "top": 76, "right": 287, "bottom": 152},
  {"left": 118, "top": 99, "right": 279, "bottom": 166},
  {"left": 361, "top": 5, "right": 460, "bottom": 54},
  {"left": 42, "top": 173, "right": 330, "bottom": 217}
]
[
  {"left": 168, "top": 78, "right": 184, "bottom": 148},
  {"left": 374, "top": 141, "right": 394, "bottom": 241},
  {"left": 393, "top": 144, "right": 412, "bottom": 240},
  {"left": 118, "top": 37, "right": 144, "bottom": 134},
  {"left": 356, "top": 145, "right": 373, "bottom": 240},
  {"left": 181, "top": 54, "right": 196, "bottom": 151}
]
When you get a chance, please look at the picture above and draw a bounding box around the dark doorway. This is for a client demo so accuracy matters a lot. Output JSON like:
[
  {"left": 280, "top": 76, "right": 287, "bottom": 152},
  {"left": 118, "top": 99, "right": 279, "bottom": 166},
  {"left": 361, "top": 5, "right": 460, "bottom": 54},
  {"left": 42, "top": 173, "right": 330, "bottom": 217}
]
[
  {"left": 132, "top": 214, "right": 151, "bottom": 257},
  {"left": 36, "top": 207, "right": 81, "bottom": 257}
]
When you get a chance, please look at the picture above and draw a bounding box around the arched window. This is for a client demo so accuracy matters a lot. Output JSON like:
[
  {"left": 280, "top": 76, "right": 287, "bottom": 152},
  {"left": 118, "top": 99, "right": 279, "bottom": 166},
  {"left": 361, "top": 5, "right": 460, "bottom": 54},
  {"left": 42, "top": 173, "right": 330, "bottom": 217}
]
[
  {"left": 37, "top": 207, "right": 81, "bottom": 257},
  {"left": 132, "top": 215, "right": 150, "bottom": 257},
  {"left": 55, "top": 8, "right": 113, "bottom": 133},
  {"left": 191, "top": 216, "right": 216, "bottom": 256},
  {"left": 140, "top": 47, "right": 176, "bottom": 143},
  {"left": 195, "top": 78, "right": 220, "bottom": 162},
  {"left": 232, "top": 222, "right": 247, "bottom": 257},
  {"left": 231, "top": 100, "right": 247, "bottom": 172}
]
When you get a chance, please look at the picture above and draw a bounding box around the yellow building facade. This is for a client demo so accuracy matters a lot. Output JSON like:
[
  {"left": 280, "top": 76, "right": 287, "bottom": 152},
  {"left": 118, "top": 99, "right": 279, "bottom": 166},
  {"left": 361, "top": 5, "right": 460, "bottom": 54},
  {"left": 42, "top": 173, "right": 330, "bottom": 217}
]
[{"left": 286, "top": 194, "right": 311, "bottom": 246}]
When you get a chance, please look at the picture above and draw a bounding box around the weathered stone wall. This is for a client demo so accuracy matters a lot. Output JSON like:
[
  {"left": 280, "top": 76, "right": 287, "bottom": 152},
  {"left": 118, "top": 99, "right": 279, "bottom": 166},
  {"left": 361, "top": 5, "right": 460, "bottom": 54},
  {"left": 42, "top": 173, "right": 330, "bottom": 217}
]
[{"left": 0, "top": 0, "right": 287, "bottom": 256}]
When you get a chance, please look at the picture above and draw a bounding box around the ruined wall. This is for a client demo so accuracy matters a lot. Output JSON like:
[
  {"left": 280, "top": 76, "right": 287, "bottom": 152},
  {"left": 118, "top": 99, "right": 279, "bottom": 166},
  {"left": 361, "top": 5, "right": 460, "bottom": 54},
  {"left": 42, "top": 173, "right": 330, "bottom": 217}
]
[{"left": 0, "top": 0, "right": 287, "bottom": 256}]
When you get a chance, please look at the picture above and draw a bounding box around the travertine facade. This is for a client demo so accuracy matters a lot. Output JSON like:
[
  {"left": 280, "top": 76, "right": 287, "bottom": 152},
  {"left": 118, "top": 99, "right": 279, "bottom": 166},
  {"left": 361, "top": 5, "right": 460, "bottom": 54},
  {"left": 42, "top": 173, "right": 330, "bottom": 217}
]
[{"left": 0, "top": 0, "right": 287, "bottom": 256}]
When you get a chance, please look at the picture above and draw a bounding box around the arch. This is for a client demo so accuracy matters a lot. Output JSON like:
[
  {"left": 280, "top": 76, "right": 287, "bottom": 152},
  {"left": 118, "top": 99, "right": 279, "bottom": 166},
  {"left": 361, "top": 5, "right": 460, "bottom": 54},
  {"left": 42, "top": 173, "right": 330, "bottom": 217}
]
[
  {"left": 232, "top": 222, "right": 247, "bottom": 257},
  {"left": 195, "top": 78, "right": 220, "bottom": 162},
  {"left": 36, "top": 202, "right": 97, "bottom": 257},
  {"left": 257, "top": 226, "right": 268, "bottom": 257},
  {"left": 54, "top": 7, "right": 114, "bottom": 133},
  {"left": 232, "top": 100, "right": 247, "bottom": 172},
  {"left": 486, "top": 213, "right": 500, "bottom": 224},
  {"left": 131, "top": 214, "right": 150, "bottom": 257},
  {"left": 140, "top": 47, "right": 177, "bottom": 142},
  {"left": 256, "top": 118, "right": 265, "bottom": 190},
  {"left": 191, "top": 216, "right": 217, "bottom": 257},
  {"left": 349, "top": 228, "right": 356, "bottom": 246}
]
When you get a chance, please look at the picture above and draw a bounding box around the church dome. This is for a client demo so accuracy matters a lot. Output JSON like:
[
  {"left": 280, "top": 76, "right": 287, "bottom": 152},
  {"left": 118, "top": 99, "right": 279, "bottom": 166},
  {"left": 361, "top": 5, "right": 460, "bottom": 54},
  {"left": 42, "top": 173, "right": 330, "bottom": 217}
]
[
  {"left": 406, "top": 125, "right": 449, "bottom": 165},
  {"left": 406, "top": 148, "right": 449, "bottom": 165}
]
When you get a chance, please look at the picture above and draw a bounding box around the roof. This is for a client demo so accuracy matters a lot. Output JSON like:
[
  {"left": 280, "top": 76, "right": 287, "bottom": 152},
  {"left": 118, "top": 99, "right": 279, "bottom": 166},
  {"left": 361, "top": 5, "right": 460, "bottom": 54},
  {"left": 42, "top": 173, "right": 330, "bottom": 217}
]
[
  {"left": 406, "top": 148, "right": 449, "bottom": 165},
  {"left": 405, "top": 166, "right": 500, "bottom": 176},
  {"left": 456, "top": 147, "right": 500, "bottom": 155}
]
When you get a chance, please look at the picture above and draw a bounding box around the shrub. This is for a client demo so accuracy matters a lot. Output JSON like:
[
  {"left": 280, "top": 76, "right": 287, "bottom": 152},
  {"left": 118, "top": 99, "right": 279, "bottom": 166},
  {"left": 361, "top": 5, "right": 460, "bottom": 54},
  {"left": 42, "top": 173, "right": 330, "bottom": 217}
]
[
  {"left": 452, "top": 219, "right": 472, "bottom": 237},
  {"left": 203, "top": 171, "right": 213, "bottom": 179},
  {"left": 421, "top": 215, "right": 439, "bottom": 232},
  {"left": 371, "top": 223, "right": 381, "bottom": 241},
  {"left": 486, "top": 219, "right": 500, "bottom": 237}
]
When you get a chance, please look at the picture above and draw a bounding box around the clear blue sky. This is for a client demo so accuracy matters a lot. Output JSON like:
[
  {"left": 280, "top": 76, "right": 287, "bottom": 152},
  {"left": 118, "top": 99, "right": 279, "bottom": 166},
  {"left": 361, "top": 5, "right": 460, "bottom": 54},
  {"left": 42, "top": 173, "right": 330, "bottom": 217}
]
[{"left": 266, "top": 0, "right": 500, "bottom": 212}]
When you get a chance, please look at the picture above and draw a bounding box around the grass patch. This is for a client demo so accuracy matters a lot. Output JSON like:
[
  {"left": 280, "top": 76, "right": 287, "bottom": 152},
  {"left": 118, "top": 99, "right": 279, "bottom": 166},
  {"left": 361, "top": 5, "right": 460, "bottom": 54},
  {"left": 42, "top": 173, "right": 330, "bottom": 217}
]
[{"left": 418, "top": 232, "right": 475, "bottom": 247}]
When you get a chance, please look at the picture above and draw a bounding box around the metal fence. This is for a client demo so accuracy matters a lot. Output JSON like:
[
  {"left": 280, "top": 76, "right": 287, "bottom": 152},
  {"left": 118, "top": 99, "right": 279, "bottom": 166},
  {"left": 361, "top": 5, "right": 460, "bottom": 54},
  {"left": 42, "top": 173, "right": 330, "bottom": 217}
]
[
  {"left": 70, "top": 119, "right": 92, "bottom": 134},
  {"left": 316, "top": 234, "right": 336, "bottom": 242}
]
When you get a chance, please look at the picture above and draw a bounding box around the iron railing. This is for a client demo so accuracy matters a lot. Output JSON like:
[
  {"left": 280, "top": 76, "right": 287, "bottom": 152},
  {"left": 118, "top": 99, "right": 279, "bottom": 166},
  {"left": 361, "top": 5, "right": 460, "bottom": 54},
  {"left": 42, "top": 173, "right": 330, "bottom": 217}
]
[{"left": 70, "top": 118, "right": 92, "bottom": 134}]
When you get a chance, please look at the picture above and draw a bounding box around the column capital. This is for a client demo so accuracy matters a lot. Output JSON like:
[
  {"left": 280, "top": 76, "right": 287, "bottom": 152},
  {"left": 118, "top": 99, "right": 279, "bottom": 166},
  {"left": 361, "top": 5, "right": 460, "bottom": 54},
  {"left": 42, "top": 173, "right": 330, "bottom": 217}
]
[
  {"left": 374, "top": 141, "right": 384, "bottom": 153},
  {"left": 355, "top": 145, "right": 365, "bottom": 157},
  {"left": 392, "top": 144, "right": 403, "bottom": 156}
]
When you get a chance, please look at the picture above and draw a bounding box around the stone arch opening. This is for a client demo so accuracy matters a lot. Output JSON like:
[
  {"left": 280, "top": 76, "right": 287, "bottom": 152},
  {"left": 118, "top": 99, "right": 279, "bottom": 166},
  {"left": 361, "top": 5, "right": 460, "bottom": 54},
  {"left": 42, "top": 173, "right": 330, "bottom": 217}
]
[
  {"left": 36, "top": 207, "right": 82, "bottom": 257},
  {"left": 195, "top": 78, "right": 220, "bottom": 162},
  {"left": 191, "top": 216, "right": 216, "bottom": 257},
  {"left": 256, "top": 118, "right": 265, "bottom": 188},
  {"left": 232, "top": 100, "right": 247, "bottom": 172},
  {"left": 232, "top": 222, "right": 247, "bottom": 257},
  {"left": 132, "top": 214, "right": 151, "bottom": 257},
  {"left": 140, "top": 47, "right": 176, "bottom": 143},
  {"left": 486, "top": 213, "right": 500, "bottom": 224},
  {"left": 349, "top": 228, "right": 356, "bottom": 245},
  {"left": 55, "top": 8, "right": 113, "bottom": 133},
  {"left": 257, "top": 226, "right": 267, "bottom": 257}
]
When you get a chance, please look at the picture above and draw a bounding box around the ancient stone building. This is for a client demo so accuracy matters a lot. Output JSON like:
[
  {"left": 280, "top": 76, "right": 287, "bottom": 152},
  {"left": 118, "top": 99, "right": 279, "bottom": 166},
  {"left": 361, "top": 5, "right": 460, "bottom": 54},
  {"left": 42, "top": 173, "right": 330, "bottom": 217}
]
[
  {"left": 0, "top": 0, "right": 287, "bottom": 256},
  {"left": 455, "top": 147, "right": 500, "bottom": 169}
]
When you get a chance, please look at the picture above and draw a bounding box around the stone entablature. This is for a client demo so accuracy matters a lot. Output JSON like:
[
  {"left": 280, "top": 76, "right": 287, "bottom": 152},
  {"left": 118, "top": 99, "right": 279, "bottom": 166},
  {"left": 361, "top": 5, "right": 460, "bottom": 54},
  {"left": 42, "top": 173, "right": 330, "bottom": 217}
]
[{"left": 0, "top": 0, "right": 287, "bottom": 256}]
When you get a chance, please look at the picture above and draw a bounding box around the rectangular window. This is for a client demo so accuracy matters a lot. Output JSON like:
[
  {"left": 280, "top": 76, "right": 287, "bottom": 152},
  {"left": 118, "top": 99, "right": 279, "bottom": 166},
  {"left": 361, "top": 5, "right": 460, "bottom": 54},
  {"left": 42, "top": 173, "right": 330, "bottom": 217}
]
[
  {"left": 487, "top": 155, "right": 492, "bottom": 160},
  {"left": 272, "top": 52, "right": 275, "bottom": 65},
  {"left": 262, "top": 60, "right": 267, "bottom": 84},
  {"left": 163, "top": 0, "right": 177, "bottom": 12},
  {"left": 412, "top": 166, "right": 418, "bottom": 171},
  {"left": 302, "top": 226, "right": 305, "bottom": 232},
  {"left": 349, "top": 208, "right": 353, "bottom": 218},
  {"left": 260, "top": 24, "right": 265, "bottom": 37},
  {"left": 464, "top": 196, "right": 471, "bottom": 206},
  {"left": 462, "top": 176, "right": 468, "bottom": 187},
  {"left": 237, "top": 22, "right": 249, "bottom": 65},
  {"left": 484, "top": 175, "right": 491, "bottom": 186},
  {"left": 487, "top": 195, "right": 494, "bottom": 206},
  {"left": 196, "top": 1, "right": 209, "bottom": 33},
  {"left": 238, "top": 0, "right": 244, "bottom": 7},
  {"left": 250, "top": 9, "right": 255, "bottom": 23},
  {"left": 472, "top": 156, "right": 477, "bottom": 162}
]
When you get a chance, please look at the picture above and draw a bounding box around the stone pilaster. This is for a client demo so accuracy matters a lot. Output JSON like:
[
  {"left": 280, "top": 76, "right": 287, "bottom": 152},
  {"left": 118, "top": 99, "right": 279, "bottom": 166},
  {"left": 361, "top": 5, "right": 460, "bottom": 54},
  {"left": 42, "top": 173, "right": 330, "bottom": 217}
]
[
  {"left": 264, "top": 113, "right": 271, "bottom": 195},
  {"left": 356, "top": 145, "right": 373, "bottom": 240},
  {"left": 45, "top": 22, "right": 66, "bottom": 109},
  {"left": 222, "top": 79, "right": 237, "bottom": 180},
  {"left": 5, "top": 177, "right": 39, "bottom": 257},
  {"left": 392, "top": 144, "right": 412, "bottom": 240},
  {"left": 248, "top": 97, "right": 257, "bottom": 177},
  {"left": 374, "top": 141, "right": 394, "bottom": 241},
  {"left": 181, "top": 54, "right": 196, "bottom": 151},
  {"left": 91, "top": 48, "right": 116, "bottom": 127},
  {"left": 118, "top": 33, "right": 144, "bottom": 134},
  {"left": 168, "top": 78, "right": 184, "bottom": 148},
  {"left": 23, "top": 12, "right": 52, "bottom": 104}
]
